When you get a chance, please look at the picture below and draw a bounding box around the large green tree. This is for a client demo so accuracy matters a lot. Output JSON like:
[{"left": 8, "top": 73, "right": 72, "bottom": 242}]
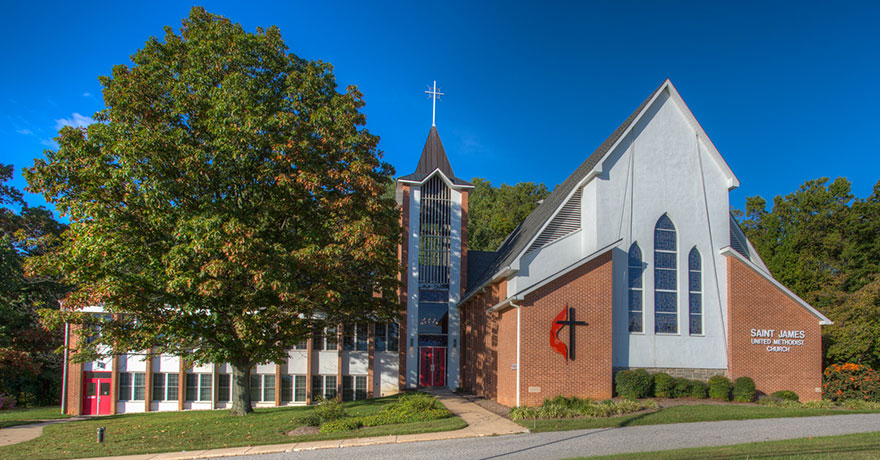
[
  {"left": 0, "top": 164, "right": 67, "bottom": 406},
  {"left": 739, "top": 177, "right": 880, "bottom": 367},
  {"left": 467, "top": 177, "right": 549, "bottom": 251},
  {"left": 27, "top": 8, "right": 400, "bottom": 415}
]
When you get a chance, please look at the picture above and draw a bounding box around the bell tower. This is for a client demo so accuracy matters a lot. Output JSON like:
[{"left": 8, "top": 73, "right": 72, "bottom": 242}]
[{"left": 397, "top": 119, "right": 472, "bottom": 389}]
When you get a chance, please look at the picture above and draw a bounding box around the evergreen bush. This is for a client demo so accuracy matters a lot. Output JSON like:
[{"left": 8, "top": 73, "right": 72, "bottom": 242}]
[
  {"left": 770, "top": 390, "right": 800, "bottom": 402},
  {"left": 672, "top": 378, "right": 693, "bottom": 398},
  {"left": 615, "top": 369, "right": 652, "bottom": 399},
  {"left": 652, "top": 373, "right": 675, "bottom": 398},
  {"left": 732, "top": 377, "right": 756, "bottom": 402},
  {"left": 708, "top": 375, "right": 732, "bottom": 400},
  {"left": 688, "top": 381, "right": 709, "bottom": 398}
]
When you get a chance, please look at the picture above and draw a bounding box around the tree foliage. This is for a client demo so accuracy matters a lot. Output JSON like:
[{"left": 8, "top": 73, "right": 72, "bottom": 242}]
[
  {"left": 0, "top": 164, "right": 67, "bottom": 406},
  {"left": 739, "top": 177, "right": 880, "bottom": 367},
  {"left": 467, "top": 177, "right": 549, "bottom": 251},
  {"left": 26, "top": 8, "right": 400, "bottom": 415}
]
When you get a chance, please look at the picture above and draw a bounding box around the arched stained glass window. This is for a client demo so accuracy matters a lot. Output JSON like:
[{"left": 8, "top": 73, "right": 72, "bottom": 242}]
[
  {"left": 628, "top": 243, "right": 643, "bottom": 333},
  {"left": 689, "top": 247, "right": 702, "bottom": 335},
  {"left": 654, "top": 215, "right": 677, "bottom": 334}
]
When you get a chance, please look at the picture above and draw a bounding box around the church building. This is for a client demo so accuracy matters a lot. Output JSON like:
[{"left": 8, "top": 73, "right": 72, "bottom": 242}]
[{"left": 61, "top": 79, "right": 829, "bottom": 416}]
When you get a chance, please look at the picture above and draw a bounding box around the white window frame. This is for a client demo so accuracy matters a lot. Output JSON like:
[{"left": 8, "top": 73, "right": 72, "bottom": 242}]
[
  {"left": 151, "top": 372, "right": 179, "bottom": 401},
  {"left": 689, "top": 247, "right": 703, "bottom": 335},
  {"left": 627, "top": 243, "right": 644, "bottom": 333}
]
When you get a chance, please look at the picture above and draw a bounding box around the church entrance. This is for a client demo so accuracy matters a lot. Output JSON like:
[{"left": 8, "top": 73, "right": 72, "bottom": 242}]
[
  {"left": 82, "top": 372, "right": 112, "bottom": 415},
  {"left": 419, "top": 347, "right": 446, "bottom": 387}
]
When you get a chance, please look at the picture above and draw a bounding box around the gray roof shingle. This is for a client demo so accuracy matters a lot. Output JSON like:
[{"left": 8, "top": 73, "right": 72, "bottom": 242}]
[{"left": 399, "top": 126, "right": 472, "bottom": 187}]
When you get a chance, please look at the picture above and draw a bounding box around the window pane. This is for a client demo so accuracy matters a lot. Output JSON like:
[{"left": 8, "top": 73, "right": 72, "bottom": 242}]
[
  {"left": 655, "top": 230, "right": 676, "bottom": 251},
  {"left": 655, "top": 252, "right": 676, "bottom": 269},
  {"left": 313, "top": 329, "right": 324, "bottom": 351},
  {"left": 375, "top": 323, "right": 386, "bottom": 352},
  {"left": 217, "top": 374, "right": 230, "bottom": 402},
  {"left": 118, "top": 373, "right": 131, "bottom": 401},
  {"left": 294, "top": 375, "right": 307, "bottom": 402},
  {"left": 689, "top": 248, "right": 701, "bottom": 270},
  {"left": 656, "top": 215, "right": 675, "bottom": 230},
  {"left": 356, "top": 324, "right": 368, "bottom": 351},
  {"left": 250, "top": 374, "right": 261, "bottom": 402},
  {"left": 628, "top": 289, "right": 642, "bottom": 311},
  {"left": 628, "top": 312, "right": 643, "bottom": 333},
  {"left": 342, "top": 375, "right": 353, "bottom": 402},
  {"left": 690, "top": 314, "right": 702, "bottom": 335},
  {"left": 312, "top": 375, "right": 323, "bottom": 399},
  {"left": 325, "top": 376, "right": 337, "bottom": 399},
  {"left": 655, "top": 313, "right": 677, "bottom": 334},
  {"left": 186, "top": 374, "right": 198, "bottom": 401},
  {"left": 689, "top": 292, "right": 702, "bottom": 314},
  {"left": 167, "top": 373, "right": 179, "bottom": 401},
  {"left": 628, "top": 244, "right": 642, "bottom": 265},
  {"left": 418, "top": 303, "right": 448, "bottom": 334},
  {"left": 263, "top": 375, "right": 275, "bottom": 402},
  {"left": 281, "top": 375, "right": 293, "bottom": 402},
  {"left": 325, "top": 327, "right": 337, "bottom": 350},
  {"left": 152, "top": 373, "right": 165, "bottom": 401},
  {"left": 133, "top": 373, "right": 146, "bottom": 400},
  {"left": 655, "top": 269, "right": 677, "bottom": 290},
  {"left": 294, "top": 338, "right": 308, "bottom": 350},
  {"left": 355, "top": 376, "right": 367, "bottom": 400},
  {"left": 628, "top": 267, "right": 643, "bottom": 289},
  {"left": 342, "top": 324, "right": 355, "bottom": 351},
  {"left": 87, "top": 382, "right": 97, "bottom": 397},
  {"left": 689, "top": 271, "right": 701, "bottom": 292},
  {"left": 655, "top": 291, "right": 677, "bottom": 312},
  {"left": 387, "top": 323, "right": 399, "bottom": 352},
  {"left": 199, "top": 374, "right": 211, "bottom": 401}
]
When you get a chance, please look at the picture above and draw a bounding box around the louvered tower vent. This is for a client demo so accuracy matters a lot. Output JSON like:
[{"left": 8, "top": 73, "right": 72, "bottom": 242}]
[{"left": 526, "top": 188, "right": 582, "bottom": 253}]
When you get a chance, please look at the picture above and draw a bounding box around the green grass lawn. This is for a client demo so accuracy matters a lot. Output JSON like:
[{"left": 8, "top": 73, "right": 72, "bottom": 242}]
[
  {"left": 518, "top": 404, "right": 880, "bottom": 432},
  {"left": 0, "top": 406, "right": 71, "bottom": 428},
  {"left": 0, "top": 396, "right": 466, "bottom": 460},
  {"left": 579, "top": 431, "right": 880, "bottom": 459}
]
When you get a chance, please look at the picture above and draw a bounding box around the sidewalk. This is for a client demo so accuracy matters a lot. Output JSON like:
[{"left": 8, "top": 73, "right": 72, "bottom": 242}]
[
  {"left": 0, "top": 418, "right": 86, "bottom": 447},
  {"left": 81, "top": 389, "right": 526, "bottom": 460}
]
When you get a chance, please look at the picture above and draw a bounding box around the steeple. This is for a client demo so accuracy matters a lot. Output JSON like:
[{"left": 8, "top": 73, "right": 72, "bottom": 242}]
[{"left": 398, "top": 126, "right": 472, "bottom": 187}]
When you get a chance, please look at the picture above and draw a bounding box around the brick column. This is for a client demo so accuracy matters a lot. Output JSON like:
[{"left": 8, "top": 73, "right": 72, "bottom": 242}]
[
  {"left": 178, "top": 358, "right": 186, "bottom": 410},
  {"left": 306, "top": 333, "right": 313, "bottom": 404},
  {"left": 66, "top": 324, "right": 83, "bottom": 416},
  {"left": 337, "top": 324, "right": 343, "bottom": 401},
  {"left": 144, "top": 354, "right": 153, "bottom": 413},
  {"left": 367, "top": 323, "right": 375, "bottom": 398},
  {"left": 275, "top": 364, "right": 282, "bottom": 406},
  {"left": 110, "top": 355, "right": 119, "bottom": 415}
]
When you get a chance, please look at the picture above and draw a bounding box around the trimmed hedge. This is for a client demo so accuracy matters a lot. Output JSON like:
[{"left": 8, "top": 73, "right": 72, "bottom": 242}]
[
  {"left": 688, "top": 381, "right": 709, "bottom": 399},
  {"left": 708, "top": 375, "right": 732, "bottom": 400},
  {"left": 771, "top": 390, "right": 799, "bottom": 402},
  {"left": 652, "top": 373, "right": 675, "bottom": 398},
  {"left": 615, "top": 369, "right": 653, "bottom": 400},
  {"left": 673, "top": 378, "right": 693, "bottom": 398},
  {"left": 732, "top": 377, "right": 756, "bottom": 402}
]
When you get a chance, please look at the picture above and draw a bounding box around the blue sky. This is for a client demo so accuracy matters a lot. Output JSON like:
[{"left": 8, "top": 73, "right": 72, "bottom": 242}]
[{"left": 2, "top": 1, "right": 878, "bottom": 217}]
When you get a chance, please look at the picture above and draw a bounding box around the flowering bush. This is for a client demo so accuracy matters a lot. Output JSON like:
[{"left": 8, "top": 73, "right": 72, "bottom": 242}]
[
  {"left": 823, "top": 363, "right": 880, "bottom": 402},
  {"left": 0, "top": 393, "right": 16, "bottom": 410}
]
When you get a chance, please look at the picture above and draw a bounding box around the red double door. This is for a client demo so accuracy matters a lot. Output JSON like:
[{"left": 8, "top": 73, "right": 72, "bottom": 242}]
[
  {"left": 419, "top": 347, "right": 446, "bottom": 387},
  {"left": 83, "top": 372, "right": 112, "bottom": 415}
]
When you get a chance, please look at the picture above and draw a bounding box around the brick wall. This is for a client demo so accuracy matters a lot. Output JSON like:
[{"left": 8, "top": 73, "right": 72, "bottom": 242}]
[
  {"left": 727, "top": 256, "right": 824, "bottom": 401},
  {"left": 518, "top": 252, "right": 614, "bottom": 406},
  {"left": 459, "top": 279, "right": 506, "bottom": 400},
  {"left": 65, "top": 324, "right": 83, "bottom": 416}
]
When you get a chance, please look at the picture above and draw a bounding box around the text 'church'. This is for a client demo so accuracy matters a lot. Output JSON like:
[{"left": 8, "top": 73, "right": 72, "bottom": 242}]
[{"left": 62, "top": 80, "right": 829, "bottom": 415}]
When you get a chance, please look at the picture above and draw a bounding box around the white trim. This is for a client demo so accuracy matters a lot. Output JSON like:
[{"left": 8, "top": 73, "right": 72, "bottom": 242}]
[
  {"left": 720, "top": 246, "right": 832, "bottom": 325},
  {"left": 397, "top": 168, "right": 474, "bottom": 190},
  {"left": 513, "top": 300, "right": 521, "bottom": 407},
  {"left": 488, "top": 239, "right": 622, "bottom": 312}
]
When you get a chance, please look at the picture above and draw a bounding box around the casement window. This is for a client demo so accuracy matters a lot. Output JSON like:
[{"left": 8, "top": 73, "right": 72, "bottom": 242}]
[
  {"left": 312, "top": 326, "right": 338, "bottom": 351},
  {"left": 689, "top": 247, "right": 703, "bottom": 335},
  {"left": 118, "top": 372, "right": 145, "bottom": 401},
  {"left": 311, "top": 375, "right": 337, "bottom": 400},
  {"left": 280, "top": 375, "right": 307, "bottom": 403},
  {"left": 249, "top": 374, "right": 275, "bottom": 402},
  {"left": 151, "top": 373, "right": 179, "bottom": 401},
  {"left": 185, "top": 374, "right": 212, "bottom": 401},
  {"left": 342, "top": 375, "right": 368, "bottom": 401},
  {"left": 217, "top": 374, "right": 231, "bottom": 402},
  {"left": 654, "top": 215, "right": 678, "bottom": 334},
  {"left": 374, "top": 322, "right": 400, "bottom": 352},
  {"left": 628, "top": 243, "right": 644, "bottom": 333},
  {"left": 342, "top": 323, "right": 369, "bottom": 351}
]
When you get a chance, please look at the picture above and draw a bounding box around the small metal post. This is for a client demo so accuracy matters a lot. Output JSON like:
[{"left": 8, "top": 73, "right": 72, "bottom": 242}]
[{"left": 97, "top": 427, "right": 105, "bottom": 443}]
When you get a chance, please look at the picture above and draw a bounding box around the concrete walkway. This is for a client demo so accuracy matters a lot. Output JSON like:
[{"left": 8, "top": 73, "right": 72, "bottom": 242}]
[
  {"left": 0, "top": 418, "right": 85, "bottom": 447},
  {"left": 80, "top": 389, "right": 527, "bottom": 460}
]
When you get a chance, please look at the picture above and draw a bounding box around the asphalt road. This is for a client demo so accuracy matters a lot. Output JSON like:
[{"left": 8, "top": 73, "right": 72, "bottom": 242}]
[{"left": 225, "top": 413, "right": 880, "bottom": 460}]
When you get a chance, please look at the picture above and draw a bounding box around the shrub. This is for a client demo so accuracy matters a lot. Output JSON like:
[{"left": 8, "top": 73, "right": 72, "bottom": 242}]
[
  {"left": 0, "top": 394, "right": 16, "bottom": 411},
  {"left": 672, "top": 378, "right": 693, "bottom": 398},
  {"left": 509, "top": 406, "right": 538, "bottom": 421},
  {"left": 771, "top": 390, "right": 800, "bottom": 402},
  {"left": 824, "top": 363, "right": 880, "bottom": 402},
  {"left": 652, "top": 373, "right": 675, "bottom": 398},
  {"left": 296, "top": 413, "right": 322, "bottom": 427},
  {"left": 688, "top": 381, "right": 709, "bottom": 399},
  {"left": 840, "top": 399, "right": 880, "bottom": 410},
  {"left": 732, "top": 377, "right": 756, "bottom": 402},
  {"left": 517, "top": 398, "right": 656, "bottom": 420},
  {"left": 804, "top": 400, "right": 833, "bottom": 409},
  {"left": 708, "top": 375, "right": 732, "bottom": 400},
  {"left": 615, "top": 369, "right": 652, "bottom": 400},
  {"left": 319, "top": 417, "right": 362, "bottom": 433},
  {"left": 313, "top": 396, "right": 346, "bottom": 423}
]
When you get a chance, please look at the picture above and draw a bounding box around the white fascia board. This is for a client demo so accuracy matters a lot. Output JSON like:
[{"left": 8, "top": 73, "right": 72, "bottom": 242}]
[
  {"left": 720, "top": 246, "right": 833, "bottom": 325},
  {"left": 397, "top": 169, "right": 474, "bottom": 190},
  {"left": 488, "top": 239, "right": 622, "bottom": 312}
]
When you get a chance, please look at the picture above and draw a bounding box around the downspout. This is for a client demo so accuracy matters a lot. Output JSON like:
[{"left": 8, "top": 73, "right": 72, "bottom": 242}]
[{"left": 511, "top": 300, "right": 522, "bottom": 407}]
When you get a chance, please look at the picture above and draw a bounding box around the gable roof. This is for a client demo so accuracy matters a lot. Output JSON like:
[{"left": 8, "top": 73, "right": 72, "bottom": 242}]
[
  {"left": 398, "top": 126, "right": 472, "bottom": 187},
  {"left": 461, "top": 81, "right": 664, "bottom": 301}
]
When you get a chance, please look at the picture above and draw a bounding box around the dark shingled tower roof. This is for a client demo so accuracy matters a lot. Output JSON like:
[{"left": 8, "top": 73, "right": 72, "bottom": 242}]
[{"left": 399, "top": 126, "right": 472, "bottom": 187}]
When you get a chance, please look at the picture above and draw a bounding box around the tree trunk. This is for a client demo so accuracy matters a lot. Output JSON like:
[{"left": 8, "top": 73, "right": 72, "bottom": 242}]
[{"left": 230, "top": 362, "right": 253, "bottom": 416}]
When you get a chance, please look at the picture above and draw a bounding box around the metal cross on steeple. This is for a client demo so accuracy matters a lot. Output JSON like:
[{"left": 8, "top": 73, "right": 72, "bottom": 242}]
[{"left": 425, "top": 80, "right": 444, "bottom": 127}]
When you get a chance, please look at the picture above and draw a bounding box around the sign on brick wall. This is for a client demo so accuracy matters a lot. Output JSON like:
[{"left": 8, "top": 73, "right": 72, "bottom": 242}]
[{"left": 750, "top": 328, "right": 806, "bottom": 353}]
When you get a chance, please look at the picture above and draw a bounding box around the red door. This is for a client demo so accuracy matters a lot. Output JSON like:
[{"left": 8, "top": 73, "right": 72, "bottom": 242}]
[
  {"left": 83, "top": 372, "right": 112, "bottom": 415},
  {"left": 419, "top": 347, "right": 446, "bottom": 387}
]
